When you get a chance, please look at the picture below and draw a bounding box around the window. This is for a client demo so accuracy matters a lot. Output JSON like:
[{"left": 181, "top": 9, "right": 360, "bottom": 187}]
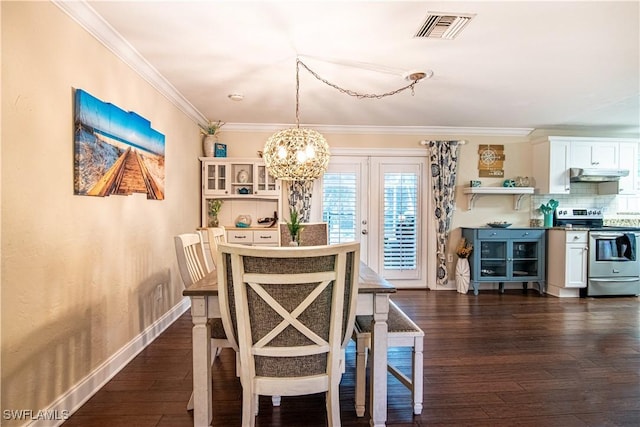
[
  {"left": 322, "top": 172, "right": 357, "bottom": 244},
  {"left": 383, "top": 173, "right": 418, "bottom": 271}
]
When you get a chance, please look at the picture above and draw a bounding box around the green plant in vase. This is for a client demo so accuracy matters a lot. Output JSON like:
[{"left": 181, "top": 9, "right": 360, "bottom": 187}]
[
  {"left": 208, "top": 199, "right": 223, "bottom": 227},
  {"left": 200, "top": 119, "right": 225, "bottom": 137},
  {"left": 286, "top": 208, "right": 304, "bottom": 245}
]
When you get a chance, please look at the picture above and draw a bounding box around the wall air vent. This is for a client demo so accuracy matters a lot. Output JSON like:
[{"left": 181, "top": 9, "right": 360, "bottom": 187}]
[{"left": 414, "top": 12, "right": 475, "bottom": 40}]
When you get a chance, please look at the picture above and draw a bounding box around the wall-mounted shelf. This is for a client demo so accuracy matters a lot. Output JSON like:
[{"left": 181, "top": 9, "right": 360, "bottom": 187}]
[{"left": 463, "top": 187, "right": 535, "bottom": 210}]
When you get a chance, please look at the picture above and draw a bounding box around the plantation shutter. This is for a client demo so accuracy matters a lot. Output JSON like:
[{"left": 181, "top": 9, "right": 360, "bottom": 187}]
[
  {"left": 382, "top": 172, "right": 418, "bottom": 272},
  {"left": 322, "top": 172, "right": 358, "bottom": 244}
]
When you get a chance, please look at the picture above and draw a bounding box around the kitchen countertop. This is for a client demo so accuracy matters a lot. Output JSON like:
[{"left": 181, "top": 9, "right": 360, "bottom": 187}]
[{"left": 548, "top": 226, "right": 591, "bottom": 231}]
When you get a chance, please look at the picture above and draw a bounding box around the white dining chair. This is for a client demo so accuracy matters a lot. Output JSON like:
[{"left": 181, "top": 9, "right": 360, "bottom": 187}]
[
  {"left": 174, "top": 232, "right": 234, "bottom": 410},
  {"left": 217, "top": 242, "right": 360, "bottom": 426},
  {"left": 279, "top": 222, "right": 328, "bottom": 246},
  {"left": 206, "top": 226, "right": 226, "bottom": 268}
]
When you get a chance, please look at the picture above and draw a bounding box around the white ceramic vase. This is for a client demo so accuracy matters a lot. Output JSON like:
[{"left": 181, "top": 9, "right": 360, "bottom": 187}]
[
  {"left": 455, "top": 258, "right": 470, "bottom": 294},
  {"left": 203, "top": 135, "right": 217, "bottom": 157}
]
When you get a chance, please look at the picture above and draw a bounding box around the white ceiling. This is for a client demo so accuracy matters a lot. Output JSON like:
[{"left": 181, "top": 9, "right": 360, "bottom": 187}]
[{"left": 60, "top": 1, "right": 639, "bottom": 136}]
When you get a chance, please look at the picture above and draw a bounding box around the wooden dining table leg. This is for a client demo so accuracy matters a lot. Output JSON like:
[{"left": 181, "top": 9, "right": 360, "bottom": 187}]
[
  {"left": 369, "top": 292, "right": 390, "bottom": 427},
  {"left": 190, "top": 296, "right": 213, "bottom": 427}
]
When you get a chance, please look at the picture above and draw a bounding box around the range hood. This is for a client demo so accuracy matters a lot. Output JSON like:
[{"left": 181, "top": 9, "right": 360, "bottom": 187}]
[{"left": 570, "top": 168, "right": 629, "bottom": 182}]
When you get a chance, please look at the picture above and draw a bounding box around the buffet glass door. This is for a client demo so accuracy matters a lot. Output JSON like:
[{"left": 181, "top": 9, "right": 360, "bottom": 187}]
[
  {"left": 512, "top": 240, "right": 541, "bottom": 278},
  {"left": 480, "top": 240, "right": 507, "bottom": 278}
]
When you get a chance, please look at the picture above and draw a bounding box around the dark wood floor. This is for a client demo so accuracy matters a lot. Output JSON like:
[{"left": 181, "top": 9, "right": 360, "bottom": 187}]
[{"left": 62, "top": 289, "right": 640, "bottom": 427}]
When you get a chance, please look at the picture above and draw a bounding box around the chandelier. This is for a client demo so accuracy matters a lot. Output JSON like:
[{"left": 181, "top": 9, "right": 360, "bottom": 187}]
[
  {"left": 263, "top": 58, "right": 430, "bottom": 181},
  {"left": 263, "top": 60, "right": 330, "bottom": 181}
]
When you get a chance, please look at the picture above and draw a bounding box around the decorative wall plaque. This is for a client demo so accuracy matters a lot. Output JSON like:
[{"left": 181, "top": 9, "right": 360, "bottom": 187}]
[{"left": 478, "top": 145, "right": 504, "bottom": 177}]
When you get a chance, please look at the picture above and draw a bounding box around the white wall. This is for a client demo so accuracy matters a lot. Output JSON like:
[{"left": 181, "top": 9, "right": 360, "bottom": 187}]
[{"left": 1, "top": 2, "right": 201, "bottom": 422}]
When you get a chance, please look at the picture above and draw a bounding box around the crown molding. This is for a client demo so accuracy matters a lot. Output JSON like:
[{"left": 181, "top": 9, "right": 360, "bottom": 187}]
[
  {"left": 53, "top": 1, "right": 533, "bottom": 138},
  {"left": 224, "top": 123, "right": 534, "bottom": 137},
  {"left": 52, "top": 0, "right": 207, "bottom": 125}
]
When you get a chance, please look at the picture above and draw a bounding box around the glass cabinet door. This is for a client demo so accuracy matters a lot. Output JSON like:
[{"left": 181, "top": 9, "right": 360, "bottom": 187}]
[
  {"left": 256, "top": 164, "right": 279, "bottom": 195},
  {"left": 203, "top": 163, "right": 227, "bottom": 195},
  {"left": 511, "top": 240, "right": 540, "bottom": 278},
  {"left": 479, "top": 241, "right": 507, "bottom": 277}
]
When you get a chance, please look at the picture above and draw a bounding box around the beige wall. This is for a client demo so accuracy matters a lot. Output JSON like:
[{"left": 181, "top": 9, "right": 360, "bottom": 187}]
[
  {"left": 1, "top": 2, "right": 201, "bottom": 421},
  {"left": 2, "top": 1, "right": 633, "bottom": 421}
]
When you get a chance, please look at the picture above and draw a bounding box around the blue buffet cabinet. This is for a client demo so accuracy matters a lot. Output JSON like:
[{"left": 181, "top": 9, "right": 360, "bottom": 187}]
[{"left": 461, "top": 228, "right": 546, "bottom": 295}]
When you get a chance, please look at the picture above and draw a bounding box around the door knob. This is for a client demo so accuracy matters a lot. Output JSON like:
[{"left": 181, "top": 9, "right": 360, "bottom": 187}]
[{"left": 361, "top": 230, "right": 368, "bottom": 235}]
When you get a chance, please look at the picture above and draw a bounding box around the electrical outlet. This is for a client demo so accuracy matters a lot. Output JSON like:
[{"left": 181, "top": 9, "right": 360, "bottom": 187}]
[
  {"left": 447, "top": 254, "right": 453, "bottom": 263},
  {"left": 155, "top": 284, "right": 163, "bottom": 301}
]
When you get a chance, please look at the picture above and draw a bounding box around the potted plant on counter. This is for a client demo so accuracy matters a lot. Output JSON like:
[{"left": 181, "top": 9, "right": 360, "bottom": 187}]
[
  {"left": 208, "top": 199, "right": 223, "bottom": 227},
  {"left": 286, "top": 208, "right": 304, "bottom": 245}
]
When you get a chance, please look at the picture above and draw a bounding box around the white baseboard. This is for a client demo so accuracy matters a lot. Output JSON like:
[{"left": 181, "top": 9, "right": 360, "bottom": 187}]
[{"left": 27, "top": 298, "right": 191, "bottom": 427}]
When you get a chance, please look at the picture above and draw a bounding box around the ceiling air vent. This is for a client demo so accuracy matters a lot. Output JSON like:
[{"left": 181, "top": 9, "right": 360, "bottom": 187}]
[{"left": 414, "top": 12, "right": 475, "bottom": 40}]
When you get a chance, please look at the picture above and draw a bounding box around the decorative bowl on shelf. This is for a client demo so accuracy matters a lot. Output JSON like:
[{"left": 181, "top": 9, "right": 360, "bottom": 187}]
[
  {"left": 235, "top": 215, "right": 252, "bottom": 228},
  {"left": 487, "top": 222, "right": 512, "bottom": 228}
]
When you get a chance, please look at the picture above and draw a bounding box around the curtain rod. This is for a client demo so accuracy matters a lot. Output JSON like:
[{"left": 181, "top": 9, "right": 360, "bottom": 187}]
[{"left": 420, "top": 140, "right": 467, "bottom": 145}]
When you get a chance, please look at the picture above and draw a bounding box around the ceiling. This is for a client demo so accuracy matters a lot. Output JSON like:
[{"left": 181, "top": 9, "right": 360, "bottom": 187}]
[{"left": 59, "top": 1, "right": 639, "bottom": 136}]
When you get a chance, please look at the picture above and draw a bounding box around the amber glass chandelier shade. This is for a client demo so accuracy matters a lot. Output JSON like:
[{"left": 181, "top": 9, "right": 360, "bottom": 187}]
[{"left": 263, "top": 127, "right": 330, "bottom": 181}]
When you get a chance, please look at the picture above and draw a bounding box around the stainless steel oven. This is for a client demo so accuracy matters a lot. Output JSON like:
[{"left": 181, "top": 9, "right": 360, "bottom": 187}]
[
  {"left": 587, "top": 230, "right": 640, "bottom": 296},
  {"left": 554, "top": 207, "right": 640, "bottom": 297}
]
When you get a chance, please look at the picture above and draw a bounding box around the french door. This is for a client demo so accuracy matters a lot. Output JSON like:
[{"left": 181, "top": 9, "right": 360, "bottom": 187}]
[{"left": 321, "top": 150, "right": 428, "bottom": 288}]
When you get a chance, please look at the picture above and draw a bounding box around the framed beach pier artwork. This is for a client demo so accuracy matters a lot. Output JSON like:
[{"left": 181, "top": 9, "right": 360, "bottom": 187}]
[{"left": 73, "top": 89, "right": 165, "bottom": 200}]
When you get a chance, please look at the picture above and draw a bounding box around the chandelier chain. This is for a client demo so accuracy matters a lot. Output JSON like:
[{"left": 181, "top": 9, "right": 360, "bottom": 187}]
[
  {"left": 297, "top": 58, "right": 420, "bottom": 100},
  {"left": 295, "top": 59, "right": 301, "bottom": 128}
]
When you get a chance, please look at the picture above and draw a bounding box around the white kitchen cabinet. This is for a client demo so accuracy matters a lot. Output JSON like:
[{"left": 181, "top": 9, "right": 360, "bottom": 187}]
[
  {"left": 531, "top": 137, "right": 571, "bottom": 194},
  {"left": 532, "top": 137, "right": 639, "bottom": 196},
  {"left": 570, "top": 139, "right": 618, "bottom": 169},
  {"left": 546, "top": 229, "right": 588, "bottom": 298},
  {"left": 618, "top": 142, "right": 639, "bottom": 194}
]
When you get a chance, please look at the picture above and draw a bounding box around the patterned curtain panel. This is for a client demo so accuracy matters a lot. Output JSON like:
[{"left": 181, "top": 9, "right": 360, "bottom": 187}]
[
  {"left": 428, "top": 141, "right": 461, "bottom": 286},
  {"left": 287, "top": 180, "right": 314, "bottom": 222}
]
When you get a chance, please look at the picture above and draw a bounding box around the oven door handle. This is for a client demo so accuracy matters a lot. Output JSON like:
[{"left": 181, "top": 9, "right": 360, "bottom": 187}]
[
  {"left": 590, "top": 233, "right": 627, "bottom": 238},
  {"left": 589, "top": 277, "right": 640, "bottom": 283}
]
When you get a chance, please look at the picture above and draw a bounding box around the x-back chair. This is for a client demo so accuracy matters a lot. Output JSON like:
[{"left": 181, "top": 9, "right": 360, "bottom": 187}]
[{"left": 217, "top": 242, "right": 360, "bottom": 426}]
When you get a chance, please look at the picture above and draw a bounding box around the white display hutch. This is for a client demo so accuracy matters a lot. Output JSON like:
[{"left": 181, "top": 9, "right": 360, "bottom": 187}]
[{"left": 200, "top": 157, "right": 282, "bottom": 243}]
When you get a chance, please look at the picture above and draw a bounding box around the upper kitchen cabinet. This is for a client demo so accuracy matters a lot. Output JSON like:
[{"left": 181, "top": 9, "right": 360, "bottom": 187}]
[
  {"left": 618, "top": 142, "right": 639, "bottom": 194},
  {"left": 531, "top": 136, "right": 639, "bottom": 195},
  {"left": 570, "top": 139, "right": 618, "bottom": 169},
  {"left": 531, "top": 137, "right": 571, "bottom": 194}
]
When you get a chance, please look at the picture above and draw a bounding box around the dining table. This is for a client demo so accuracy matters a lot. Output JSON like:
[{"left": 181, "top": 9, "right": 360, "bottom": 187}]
[{"left": 183, "top": 260, "right": 396, "bottom": 427}]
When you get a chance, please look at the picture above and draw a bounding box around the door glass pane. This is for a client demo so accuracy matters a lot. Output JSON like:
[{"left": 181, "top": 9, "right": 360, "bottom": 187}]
[
  {"left": 512, "top": 241, "right": 539, "bottom": 276},
  {"left": 322, "top": 172, "right": 357, "bottom": 244},
  {"left": 383, "top": 173, "right": 417, "bottom": 271},
  {"left": 480, "top": 241, "right": 507, "bottom": 277}
]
